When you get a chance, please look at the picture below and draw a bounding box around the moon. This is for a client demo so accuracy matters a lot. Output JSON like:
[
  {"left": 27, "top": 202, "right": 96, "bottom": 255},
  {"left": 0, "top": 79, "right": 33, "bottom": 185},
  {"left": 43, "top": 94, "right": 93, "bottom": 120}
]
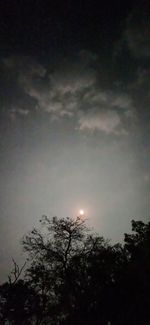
[{"left": 79, "top": 209, "right": 84, "bottom": 216}]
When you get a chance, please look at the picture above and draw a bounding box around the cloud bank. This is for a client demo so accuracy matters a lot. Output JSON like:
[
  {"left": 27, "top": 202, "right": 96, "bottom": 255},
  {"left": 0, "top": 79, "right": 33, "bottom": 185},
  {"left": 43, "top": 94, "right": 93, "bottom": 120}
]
[{"left": 0, "top": 51, "right": 137, "bottom": 136}]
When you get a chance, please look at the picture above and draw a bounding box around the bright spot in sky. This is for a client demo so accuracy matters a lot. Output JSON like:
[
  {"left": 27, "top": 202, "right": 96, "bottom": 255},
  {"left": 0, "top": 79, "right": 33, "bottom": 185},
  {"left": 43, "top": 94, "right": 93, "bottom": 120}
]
[{"left": 79, "top": 209, "right": 84, "bottom": 216}]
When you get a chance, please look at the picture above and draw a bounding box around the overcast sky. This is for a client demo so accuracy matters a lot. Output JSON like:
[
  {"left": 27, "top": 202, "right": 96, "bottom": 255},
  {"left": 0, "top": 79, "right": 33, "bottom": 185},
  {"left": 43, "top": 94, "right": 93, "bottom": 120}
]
[{"left": 0, "top": 0, "right": 150, "bottom": 282}]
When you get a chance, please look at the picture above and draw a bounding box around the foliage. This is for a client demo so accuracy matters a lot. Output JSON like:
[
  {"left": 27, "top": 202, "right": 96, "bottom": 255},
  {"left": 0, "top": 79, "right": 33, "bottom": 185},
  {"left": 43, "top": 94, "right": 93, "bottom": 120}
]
[{"left": 0, "top": 216, "right": 150, "bottom": 324}]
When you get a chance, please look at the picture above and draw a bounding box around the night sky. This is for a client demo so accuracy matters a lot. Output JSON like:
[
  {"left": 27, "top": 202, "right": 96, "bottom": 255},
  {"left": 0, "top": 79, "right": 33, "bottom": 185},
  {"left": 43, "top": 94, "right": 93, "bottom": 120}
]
[{"left": 0, "top": 0, "right": 150, "bottom": 282}]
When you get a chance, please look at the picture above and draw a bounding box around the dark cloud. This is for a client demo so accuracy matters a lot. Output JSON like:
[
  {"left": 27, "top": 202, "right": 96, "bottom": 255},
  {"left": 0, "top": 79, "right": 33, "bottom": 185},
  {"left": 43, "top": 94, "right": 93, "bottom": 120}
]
[
  {"left": 112, "top": 1, "right": 150, "bottom": 138},
  {"left": 0, "top": 56, "right": 43, "bottom": 120},
  {"left": 129, "top": 68, "right": 150, "bottom": 123},
  {"left": 125, "top": 1, "right": 150, "bottom": 58}
]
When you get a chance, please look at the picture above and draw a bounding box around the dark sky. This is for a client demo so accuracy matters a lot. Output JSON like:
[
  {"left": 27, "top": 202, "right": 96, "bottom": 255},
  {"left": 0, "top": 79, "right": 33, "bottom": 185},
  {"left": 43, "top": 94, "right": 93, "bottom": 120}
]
[{"left": 0, "top": 0, "right": 150, "bottom": 282}]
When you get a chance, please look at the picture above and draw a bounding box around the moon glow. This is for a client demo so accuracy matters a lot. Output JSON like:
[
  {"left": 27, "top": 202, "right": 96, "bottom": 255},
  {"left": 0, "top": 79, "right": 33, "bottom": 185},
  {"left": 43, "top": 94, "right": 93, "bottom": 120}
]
[{"left": 79, "top": 209, "right": 84, "bottom": 216}]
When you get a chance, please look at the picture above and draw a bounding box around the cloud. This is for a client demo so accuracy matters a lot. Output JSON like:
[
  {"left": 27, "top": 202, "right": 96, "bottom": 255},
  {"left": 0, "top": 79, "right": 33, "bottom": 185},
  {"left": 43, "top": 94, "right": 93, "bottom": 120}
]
[
  {"left": 28, "top": 69, "right": 134, "bottom": 134},
  {"left": 3, "top": 56, "right": 46, "bottom": 79},
  {"left": 22, "top": 56, "right": 134, "bottom": 134},
  {"left": 8, "top": 107, "right": 29, "bottom": 122},
  {"left": 78, "top": 109, "right": 122, "bottom": 134},
  {"left": 125, "top": 1, "right": 150, "bottom": 58},
  {"left": 22, "top": 57, "right": 96, "bottom": 119},
  {"left": 77, "top": 91, "right": 134, "bottom": 134},
  {"left": 0, "top": 56, "right": 46, "bottom": 120},
  {"left": 0, "top": 53, "right": 135, "bottom": 135}
]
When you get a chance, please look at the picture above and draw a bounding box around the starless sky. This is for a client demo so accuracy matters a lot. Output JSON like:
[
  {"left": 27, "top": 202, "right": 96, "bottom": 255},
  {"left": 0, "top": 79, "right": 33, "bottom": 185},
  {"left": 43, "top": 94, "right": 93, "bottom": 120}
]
[{"left": 0, "top": 0, "right": 150, "bottom": 282}]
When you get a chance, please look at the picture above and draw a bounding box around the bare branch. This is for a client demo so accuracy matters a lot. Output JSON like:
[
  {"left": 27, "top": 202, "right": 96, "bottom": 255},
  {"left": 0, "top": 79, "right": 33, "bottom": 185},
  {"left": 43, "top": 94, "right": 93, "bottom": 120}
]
[{"left": 8, "top": 259, "right": 27, "bottom": 285}]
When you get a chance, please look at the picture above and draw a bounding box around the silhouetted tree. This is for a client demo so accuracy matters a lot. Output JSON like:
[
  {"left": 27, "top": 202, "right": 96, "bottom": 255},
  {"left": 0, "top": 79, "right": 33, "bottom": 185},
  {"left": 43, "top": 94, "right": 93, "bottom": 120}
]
[
  {"left": 115, "top": 220, "right": 150, "bottom": 325},
  {"left": 0, "top": 279, "right": 39, "bottom": 325},
  {"left": 22, "top": 216, "right": 125, "bottom": 324},
  {"left": 1, "top": 217, "right": 150, "bottom": 325},
  {"left": 22, "top": 216, "right": 89, "bottom": 323}
]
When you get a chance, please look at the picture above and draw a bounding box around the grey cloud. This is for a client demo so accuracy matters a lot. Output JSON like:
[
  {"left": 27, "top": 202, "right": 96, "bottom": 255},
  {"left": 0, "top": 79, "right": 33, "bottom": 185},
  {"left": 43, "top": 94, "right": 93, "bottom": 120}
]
[
  {"left": 49, "top": 68, "right": 95, "bottom": 95},
  {"left": 1, "top": 54, "right": 135, "bottom": 135},
  {"left": 77, "top": 91, "right": 134, "bottom": 134},
  {"left": 27, "top": 66, "right": 134, "bottom": 134},
  {"left": 23, "top": 59, "right": 96, "bottom": 119},
  {"left": 78, "top": 109, "right": 122, "bottom": 134},
  {"left": 82, "top": 88, "right": 133, "bottom": 110},
  {"left": 9, "top": 107, "right": 29, "bottom": 121}
]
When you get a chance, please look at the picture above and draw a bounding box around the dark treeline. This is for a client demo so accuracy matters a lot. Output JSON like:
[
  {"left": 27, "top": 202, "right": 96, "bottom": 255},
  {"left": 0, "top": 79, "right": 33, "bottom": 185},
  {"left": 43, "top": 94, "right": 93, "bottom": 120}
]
[{"left": 0, "top": 216, "right": 150, "bottom": 325}]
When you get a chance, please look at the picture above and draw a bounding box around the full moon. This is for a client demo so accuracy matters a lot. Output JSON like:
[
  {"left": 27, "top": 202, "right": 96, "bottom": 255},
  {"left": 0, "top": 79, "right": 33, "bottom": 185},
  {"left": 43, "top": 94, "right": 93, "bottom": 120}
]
[{"left": 79, "top": 209, "right": 84, "bottom": 216}]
